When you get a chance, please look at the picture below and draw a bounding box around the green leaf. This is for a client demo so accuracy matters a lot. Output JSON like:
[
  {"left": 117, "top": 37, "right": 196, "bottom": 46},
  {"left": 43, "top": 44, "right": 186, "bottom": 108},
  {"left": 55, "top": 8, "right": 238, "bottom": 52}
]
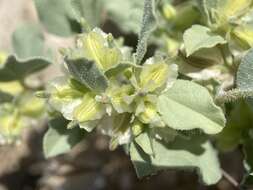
[
  {"left": 136, "top": 0, "right": 157, "bottom": 64},
  {"left": 34, "top": 0, "right": 79, "bottom": 37},
  {"left": 130, "top": 136, "right": 222, "bottom": 185},
  {"left": 183, "top": 25, "right": 226, "bottom": 57},
  {"left": 0, "top": 23, "right": 52, "bottom": 81},
  {"left": 158, "top": 80, "right": 226, "bottom": 134},
  {"left": 237, "top": 48, "right": 253, "bottom": 90},
  {"left": 135, "top": 132, "right": 154, "bottom": 155},
  {"left": 71, "top": 0, "right": 103, "bottom": 28},
  {"left": 12, "top": 23, "right": 46, "bottom": 59},
  {"left": 0, "top": 91, "right": 13, "bottom": 103},
  {"left": 65, "top": 57, "right": 108, "bottom": 93},
  {"left": 43, "top": 117, "right": 86, "bottom": 158},
  {"left": 103, "top": 0, "right": 144, "bottom": 34},
  {"left": 0, "top": 55, "right": 51, "bottom": 81}
]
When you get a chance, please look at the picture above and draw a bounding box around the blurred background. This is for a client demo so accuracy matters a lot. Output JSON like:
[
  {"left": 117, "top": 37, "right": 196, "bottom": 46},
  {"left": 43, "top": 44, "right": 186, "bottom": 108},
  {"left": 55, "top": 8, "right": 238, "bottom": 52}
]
[{"left": 0, "top": 0, "right": 246, "bottom": 190}]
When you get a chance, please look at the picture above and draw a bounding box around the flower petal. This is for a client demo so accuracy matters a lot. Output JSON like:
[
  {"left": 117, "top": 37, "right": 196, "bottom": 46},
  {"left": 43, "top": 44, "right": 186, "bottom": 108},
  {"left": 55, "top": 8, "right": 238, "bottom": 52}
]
[
  {"left": 73, "top": 93, "right": 105, "bottom": 123},
  {"left": 139, "top": 60, "right": 171, "bottom": 92},
  {"left": 81, "top": 28, "right": 122, "bottom": 71}
]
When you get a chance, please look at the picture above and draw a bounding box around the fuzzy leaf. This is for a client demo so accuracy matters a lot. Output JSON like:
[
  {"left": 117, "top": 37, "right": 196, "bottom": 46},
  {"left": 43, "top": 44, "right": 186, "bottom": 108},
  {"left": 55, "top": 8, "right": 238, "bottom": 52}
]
[
  {"left": 65, "top": 57, "right": 108, "bottom": 93},
  {"left": 130, "top": 136, "right": 222, "bottom": 185},
  {"left": 103, "top": 0, "right": 144, "bottom": 34},
  {"left": 71, "top": 0, "right": 103, "bottom": 28},
  {"left": 0, "top": 55, "right": 51, "bottom": 82},
  {"left": 34, "top": 0, "right": 79, "bottom": 37},
  {"left": 237, "top": 48, "right": 253, "bottom": 90},
  {"left": 136, "top": 0, "right": 157, "bottom": 64},
  {"left": 12, "top": 23, "right": 46, "bottom": 59},
  {"left": 43, "top": 117, "right": 86, "bottom": 158},
  {"left": 158, "top": 80, "right": 226, "bottom": 134},
  {"left": 183, "top": 25, "right": 226, "bottom": 57}
]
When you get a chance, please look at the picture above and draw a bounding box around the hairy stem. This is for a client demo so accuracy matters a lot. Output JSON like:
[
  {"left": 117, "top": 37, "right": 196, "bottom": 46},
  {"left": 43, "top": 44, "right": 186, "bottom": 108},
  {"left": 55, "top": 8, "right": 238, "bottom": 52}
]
[{"left": 215, "top": 88, "right": 253, "bottom": 104}]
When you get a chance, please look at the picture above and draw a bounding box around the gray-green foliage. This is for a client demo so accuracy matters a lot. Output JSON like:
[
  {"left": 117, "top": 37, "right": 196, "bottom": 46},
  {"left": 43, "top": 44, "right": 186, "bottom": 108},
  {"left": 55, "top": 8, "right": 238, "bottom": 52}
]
[
  {"left": 0, "top": 23, "right": 52, "bottom": 82},
  {"left": 43, "top": 117, "right": 86, "bottom": 158},
  {"left": 183, "top": 25, "right": 226, "bottom": 57},
  {"left": 34, "top": 0, "right": 145, "bottom": 36},
  {"left": 130, "top": 135, "right": 222, "bottom": 185},
  {"left": 158, "top": 80, "right": 226, "bottom": 134},
  {"left": 0, "top": 55, "right": 51, "bottom": 82},
  {"left": 136, "top": 0, "right": 157, "bottom": 64},
  {"left": 237, "top": 48, "right": 253, "bottom": 90},
  {"left": 12, "top": 23, "right": 46, "bottom": 59},
  {"left": 34, "top": 0, "right": 77, "bottom": 37},
  {"left": 71, "top": 0, "right": 103, "bottom": 28},
  {"left": 104, "top": 0, "right": 144, "bottom": 34},
  {"left": 65, "top": 58, "right": 108, "bottom": 93}
]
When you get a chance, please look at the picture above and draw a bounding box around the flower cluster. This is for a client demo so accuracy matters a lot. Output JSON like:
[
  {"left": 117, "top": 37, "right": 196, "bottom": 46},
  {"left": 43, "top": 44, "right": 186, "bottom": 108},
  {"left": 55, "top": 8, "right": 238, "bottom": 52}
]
[{"left": 43, "top": 28, "right": 178, "bottom": 149}]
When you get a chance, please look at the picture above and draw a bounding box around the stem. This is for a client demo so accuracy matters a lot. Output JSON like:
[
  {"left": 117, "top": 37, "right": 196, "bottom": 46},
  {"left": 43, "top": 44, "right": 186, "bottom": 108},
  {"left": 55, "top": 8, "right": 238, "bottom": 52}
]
[
  {"left": 215, "top": 89, "right": 253, "bottom": 104},
  {"left": 222, "top": 169, "right": 239, "bottom": 188}
]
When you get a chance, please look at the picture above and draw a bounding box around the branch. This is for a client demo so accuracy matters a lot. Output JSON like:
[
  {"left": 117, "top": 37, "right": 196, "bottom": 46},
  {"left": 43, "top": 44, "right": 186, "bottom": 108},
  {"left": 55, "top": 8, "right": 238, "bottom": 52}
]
[{"left": 215, "top": 88, "right": 253, "bottom": 104}]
